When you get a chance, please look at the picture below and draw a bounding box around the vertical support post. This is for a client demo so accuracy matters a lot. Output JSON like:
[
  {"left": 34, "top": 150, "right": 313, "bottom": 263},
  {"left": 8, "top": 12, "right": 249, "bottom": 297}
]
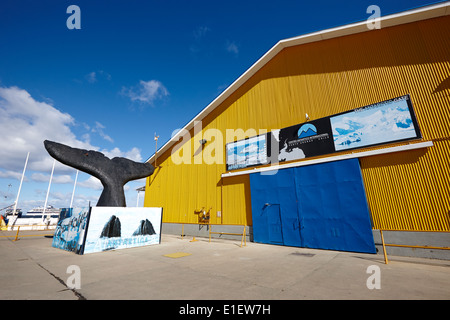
[
  {"left": 154, "top": 133, "right": 159, "bottom": 168},
  {"left": 181, "top": 224, "right": 184, "bottom": 239},
  {"left": 209, "top": 224, "right": 212, "bottom": 243},
  {"left": 136, "top": 190, "right": 140, "bottom": 207},
  {"left": 13, "top": 226, "right": 20, "bottom": 241},
  {"left": 43, "top": 159, "right": 56, "bottom": 222},
  {"left": 380, "top": 230, "right": 389, "bottom": 264},
  {"left": 12, "top": 152, "right": 29, "bottom": 221},
  {"left": 70, "top": 169, "right": 79, "bottom": 208},
  {"left": 244, "top": 225, "right": 247, "bottom": 247},
  {"left": 240, "top": 225, "right": 246, "bottom": 248}
]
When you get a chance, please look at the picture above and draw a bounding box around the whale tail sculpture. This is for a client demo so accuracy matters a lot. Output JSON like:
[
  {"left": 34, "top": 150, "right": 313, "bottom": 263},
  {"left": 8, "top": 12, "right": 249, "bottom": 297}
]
[{"left": 44, "top": 140, "right": 154, "bottom": 207}]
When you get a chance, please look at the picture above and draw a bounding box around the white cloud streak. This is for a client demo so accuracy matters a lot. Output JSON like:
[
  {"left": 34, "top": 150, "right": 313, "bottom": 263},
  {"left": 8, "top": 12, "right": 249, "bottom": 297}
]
[
  {"left": 0, "top": 85, "right": 143, "bottom": 182},
  {"left": 226, "top": 41, "right": 239, "bottom": 55},
  {"left": 121, "top": 80, "right": 169, "bottom": 105}
]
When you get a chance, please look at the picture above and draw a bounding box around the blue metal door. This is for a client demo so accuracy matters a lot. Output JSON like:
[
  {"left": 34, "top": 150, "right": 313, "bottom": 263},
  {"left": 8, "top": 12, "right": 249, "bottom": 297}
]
[
  {"left": 265, "top": 204, "right": 283, "bottom": 245},
  {"left": 250, "top": 158, "right": 376, "bottom": 253}
]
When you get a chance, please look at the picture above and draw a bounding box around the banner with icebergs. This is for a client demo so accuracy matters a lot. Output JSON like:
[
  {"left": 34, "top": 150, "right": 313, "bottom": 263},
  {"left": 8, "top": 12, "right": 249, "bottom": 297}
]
[
  {"left": 330, "top": 95, "right": 421, "bottom": 152},
  {"left": 52, "top": 207, "right": 162, "bottom": 254},
  {"left": 225, "top": 95, "right": 421, "bottom": 170},
  {"left": 52, "top": 207, "right": 91, "bottom": 254},
  {"left": 226, "top": 134, "right": 268, "bottom": 171},
  {"left": 83, "top": 207, "right": 162, "bottom": 254}
]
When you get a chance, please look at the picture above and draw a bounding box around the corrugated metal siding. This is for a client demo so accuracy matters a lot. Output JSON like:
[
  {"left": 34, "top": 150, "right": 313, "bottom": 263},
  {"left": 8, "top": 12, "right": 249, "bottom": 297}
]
[
  {"left": 360, "top": 139, "right": 450, "bottom": 231},
  {"left": 145, "top": 15, "right": 450, "bottom": 230}
]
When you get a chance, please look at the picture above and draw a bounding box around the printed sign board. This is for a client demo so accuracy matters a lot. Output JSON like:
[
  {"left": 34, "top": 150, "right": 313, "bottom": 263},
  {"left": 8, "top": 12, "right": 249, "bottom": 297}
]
[
  {"left": 330, "top": 95, "right": 421, "bottom": 152},
  {"left": 52, "top": 207, "right": 162, "bottom": 254},
  {"left": 83, "top": 207, "right": 162, "bottom": 254},
  {"left": 52, "top": 207, "right": 91, "bottom": 254},
  {"left": 272, "top": 116, "right": 334, "bottom": 162},
  {"left": 226, "top": 134, "right": 268, "bottom": 171},
  {"left": 225, "top": 95, "right": 421, "bottom": 170}
]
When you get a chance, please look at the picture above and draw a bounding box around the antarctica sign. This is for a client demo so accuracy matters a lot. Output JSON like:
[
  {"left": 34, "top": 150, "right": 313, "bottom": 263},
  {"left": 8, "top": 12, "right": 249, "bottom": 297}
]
[{"left": 52, "top": 207, "right": 162, "bottom": 254}]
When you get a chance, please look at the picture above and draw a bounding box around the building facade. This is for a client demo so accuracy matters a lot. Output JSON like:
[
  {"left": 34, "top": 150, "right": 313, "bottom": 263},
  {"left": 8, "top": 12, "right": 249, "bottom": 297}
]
[{"left": 144, "top": 4, "right": 450, "bottom": 257}]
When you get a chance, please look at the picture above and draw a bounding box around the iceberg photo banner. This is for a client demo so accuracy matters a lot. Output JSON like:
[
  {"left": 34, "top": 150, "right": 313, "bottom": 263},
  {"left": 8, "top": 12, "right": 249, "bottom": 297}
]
[
  {"left": 330, "top": 95, "right": 421, "bottom": 152},
  {"left": 225, "top": 95, "right": 421, "bottom": 171},
  {"left": 83, "top": 207, "right": 162, "bottom": 254},
  {"left": 52, "top": 207, "right": 163, "bottom": 254},
  {"left": 52, "top": 207, "right": 91, "bottom": 255},
  {"left": 226, "top": 133, "right": 268, "bottom": 171}
]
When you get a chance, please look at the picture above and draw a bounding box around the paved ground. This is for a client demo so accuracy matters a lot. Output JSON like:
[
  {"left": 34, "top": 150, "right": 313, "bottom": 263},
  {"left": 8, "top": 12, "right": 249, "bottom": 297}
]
[{"left": 1, "top": 230, "right": 449, "bottom": 301}]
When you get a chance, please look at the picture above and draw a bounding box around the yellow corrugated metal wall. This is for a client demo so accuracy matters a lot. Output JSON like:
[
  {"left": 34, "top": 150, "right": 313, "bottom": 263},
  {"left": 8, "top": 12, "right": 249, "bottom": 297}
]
[{"left": 145, "top": 15, "right": 450, "bottom": 231}]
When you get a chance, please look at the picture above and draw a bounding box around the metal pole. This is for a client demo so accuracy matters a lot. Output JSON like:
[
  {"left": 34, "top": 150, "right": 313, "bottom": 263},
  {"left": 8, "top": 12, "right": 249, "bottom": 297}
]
[
  {"left": 136, "top": 190, "right": 140, "bottom": 207},
  {"left": 154, "top": 133, "right": 159, "bottom": 168},
  {"left": 12, "top": 152, "right": 29, "bottom": 219},
  {"left": 380, "top": 230, "right": 389, "bottom": 264},
  {"left": 13, "top": 226, "right": 20, "bottom": 241},
  {"left": 43, "top": 159, "right": 56, "bottom": 222},
  {"left": 70, "top": 170, "right": 79, "bottom": 208}
]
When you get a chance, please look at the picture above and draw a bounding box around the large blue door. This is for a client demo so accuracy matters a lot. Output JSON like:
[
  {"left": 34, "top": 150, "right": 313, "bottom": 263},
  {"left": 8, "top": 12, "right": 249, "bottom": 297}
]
[
  {"left": 250, "top": 168, "right": 302, "bottom": 246},
  {"left": 250, "top": 158, "right": 376, "bottom": 253},
  {"left": 266, "top": 204, "right": 283, "bottom": 245}
]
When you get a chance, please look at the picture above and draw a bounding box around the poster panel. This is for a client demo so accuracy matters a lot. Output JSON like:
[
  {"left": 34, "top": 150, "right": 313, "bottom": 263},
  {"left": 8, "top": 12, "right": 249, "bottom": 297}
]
[
  {"left": 330, "top": 95, "right": 421, "bottom": 151},
  {"left": 273, "top": 117, "right": 335, "bottom": 162},
  {"left": 52, "top": 207, "right": 91, "bottom": 254},
  {"left": 226, "top": 134, "right": 268, "bottom": 171},
  {"left": 225, "top": 95, "right": 421, "bottom": 171},
  {"left": 83, "top": 207, "right": 162, "bottom": 254}
]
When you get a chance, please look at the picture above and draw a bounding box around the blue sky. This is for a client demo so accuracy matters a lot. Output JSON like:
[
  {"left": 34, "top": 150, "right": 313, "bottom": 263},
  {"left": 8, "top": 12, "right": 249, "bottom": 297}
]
[{"left": 0, "top": 0, "right": 443, "bottom": 213}]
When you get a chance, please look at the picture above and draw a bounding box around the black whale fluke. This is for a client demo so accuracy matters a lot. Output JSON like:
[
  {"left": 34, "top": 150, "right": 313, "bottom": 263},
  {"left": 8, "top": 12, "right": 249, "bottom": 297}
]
[{"left": 43, "top": 140, "right": 154, "bottom": 207}]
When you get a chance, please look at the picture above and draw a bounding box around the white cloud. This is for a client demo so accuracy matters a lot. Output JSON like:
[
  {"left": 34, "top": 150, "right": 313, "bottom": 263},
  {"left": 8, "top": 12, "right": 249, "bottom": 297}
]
[
  {"left": 193, "top": 26, "right": 210, "bottom": 40},
  {"left": 92, "top": 121, "right": 114, "bottom": 143},
  {"left": 0, "top": 85, "right": 143, "bottom": 176},
  {"left": 86, "top": 71, "right": 97, "bottom": 83},
  {"left": 226, "top": 41, "right": 239, "bottom": 55},
  {"left": 31, "top": 173, "right": 73, "bottom": 184},
  {"left": 85, "top": 70, "right": 111, "bottom": 83},
  {"left": 121, "top": 80, "right": 169, "bottom": 105},
  {"left": 101, "top": 146, "right": 142, "bottom": 162},
  {"left": 0, "top": 86, "right": 86, "bottom": 173},
  {"left": 0, "top": 170, "right": 26, "bottom": 180},
  {"left": 77, "top": 176, "right": 102, "bottom": 190}
]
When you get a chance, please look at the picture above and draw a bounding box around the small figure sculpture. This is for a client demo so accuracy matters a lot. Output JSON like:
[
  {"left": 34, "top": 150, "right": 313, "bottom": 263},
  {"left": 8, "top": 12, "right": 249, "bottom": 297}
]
[{"left": 44, "top": 140, "right": 154, "bottom": 207}]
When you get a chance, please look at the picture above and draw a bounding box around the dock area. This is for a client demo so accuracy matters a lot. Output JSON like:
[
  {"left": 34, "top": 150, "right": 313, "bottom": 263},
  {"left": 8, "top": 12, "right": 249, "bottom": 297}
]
[{"left": 1, "top": 231, "right": 449, "bottom": 301}]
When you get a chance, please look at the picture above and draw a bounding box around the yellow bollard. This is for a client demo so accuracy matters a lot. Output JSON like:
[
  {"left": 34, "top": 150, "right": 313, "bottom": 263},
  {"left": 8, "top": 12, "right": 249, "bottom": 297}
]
[
  {"left": 240, "top": 225, "right": 246, "bottom": 248},
  {"left": 13, "top": 226, "right": 20, "bottom": 241},
  {"left": 380, "top": 230, "right": 388, "bottom": 264},
  {"left": 190, "top": 236, "right": 198, "bottom": 242}
]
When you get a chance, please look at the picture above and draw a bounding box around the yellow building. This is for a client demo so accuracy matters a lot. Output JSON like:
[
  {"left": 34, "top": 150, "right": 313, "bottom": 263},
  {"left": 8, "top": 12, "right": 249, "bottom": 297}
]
[{"left": 144, "top": 3, "right": 450, "bottom": 257}]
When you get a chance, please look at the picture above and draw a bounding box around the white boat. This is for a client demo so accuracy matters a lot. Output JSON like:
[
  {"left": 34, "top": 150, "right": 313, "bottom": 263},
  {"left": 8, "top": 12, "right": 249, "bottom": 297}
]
[
  {"left": 3, "top": 205, "right": 61, "bottom": 231},
  {"left": 25, "top": 205, "right": 61, "bottom": 218}
]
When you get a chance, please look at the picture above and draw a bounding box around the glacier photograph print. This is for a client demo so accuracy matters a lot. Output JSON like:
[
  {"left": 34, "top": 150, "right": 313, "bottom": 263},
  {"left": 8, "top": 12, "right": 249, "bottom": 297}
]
[{"left": 330, "top": 95, "right": 421, "bottom": 151}]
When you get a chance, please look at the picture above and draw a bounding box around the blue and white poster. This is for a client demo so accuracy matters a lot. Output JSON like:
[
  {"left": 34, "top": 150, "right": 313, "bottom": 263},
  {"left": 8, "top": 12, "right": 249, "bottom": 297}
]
[
  {"left": 331, "top": 95, "right": 420, "bottom": 151},
  {"left": 225, "top": 95, "right": 421, "bottom": 171},
  {"left": 52, "top": 207, "right": 91, "bottom": 255},
  {"left": 226, "top": 134, "right": 267, "bottom": 171},
  {"left": 83, "top": 207, "right": 162, "bottom": 254}
]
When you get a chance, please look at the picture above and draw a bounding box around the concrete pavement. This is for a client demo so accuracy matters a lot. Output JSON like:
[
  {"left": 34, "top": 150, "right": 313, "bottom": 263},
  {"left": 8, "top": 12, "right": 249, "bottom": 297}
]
[{"left": 1, "top": 230, "right": 449, "bottom": 300}]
